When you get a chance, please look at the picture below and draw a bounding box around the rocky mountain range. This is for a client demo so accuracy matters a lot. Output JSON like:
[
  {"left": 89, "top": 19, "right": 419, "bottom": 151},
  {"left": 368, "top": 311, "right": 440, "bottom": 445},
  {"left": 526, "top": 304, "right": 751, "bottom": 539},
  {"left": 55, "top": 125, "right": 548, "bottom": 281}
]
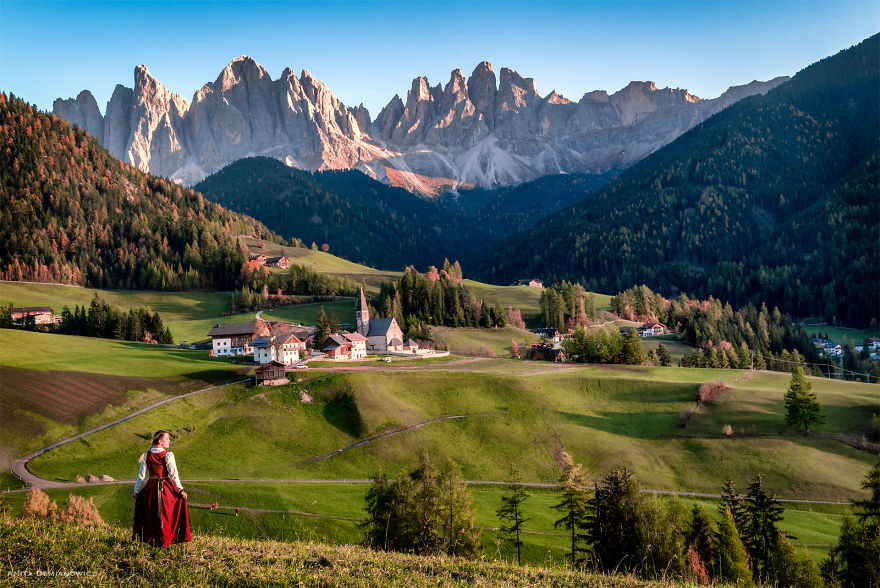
[{"left": 54, "top": 57, "right": 787, "bottom": 192}]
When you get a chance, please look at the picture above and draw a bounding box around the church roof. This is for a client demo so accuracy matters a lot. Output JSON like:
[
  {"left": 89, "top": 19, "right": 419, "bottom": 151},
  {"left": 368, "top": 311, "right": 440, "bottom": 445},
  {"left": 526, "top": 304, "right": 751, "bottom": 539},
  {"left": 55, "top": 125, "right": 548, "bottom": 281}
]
[
  {"left": 367, "top": 318, "right": 397, "bottom": 336},
  {"left": 357, "top": 287, "right": 368, "bottom": 313},
  {"left": 389, "top": 337, "right": 403, "bottom": 347}
]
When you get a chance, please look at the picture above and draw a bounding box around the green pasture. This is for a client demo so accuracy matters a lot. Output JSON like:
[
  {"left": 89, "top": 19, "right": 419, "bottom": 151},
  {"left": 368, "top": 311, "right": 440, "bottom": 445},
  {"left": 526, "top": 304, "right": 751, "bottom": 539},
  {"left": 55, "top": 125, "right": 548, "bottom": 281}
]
[
  {"left": 26, "top": 367, "right": 878, "bottom": 504},
  {"left": 431, "top": 326, "right": 540, "bottom": 357}
]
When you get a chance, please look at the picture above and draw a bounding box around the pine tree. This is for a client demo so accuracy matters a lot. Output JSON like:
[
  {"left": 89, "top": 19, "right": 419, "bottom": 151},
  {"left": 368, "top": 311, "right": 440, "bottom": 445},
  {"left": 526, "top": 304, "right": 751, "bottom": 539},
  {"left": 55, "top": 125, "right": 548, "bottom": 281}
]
[
  {"left": 851, "top": 460, "right": 880, "bottom": 525},
  {"left": 687, "top": 503, "right": 719, "bottom": 578},
  {"left": 656, "top": 343, "right": 672, "bottom": 366},
  {"left": 622, "top": 329, "right": 647, "bottom": 365},
  {"left": 328, "top": 311, "right": 340, "bottom": 334},
  {"left": 437, "top": 460, "right": 480, "bottom": 557},
  {"left": 552, "top": 463, "right": 592, "bottom": 568},
  {"left": 716, "top": 508, "right": 754, "bottom": 587},
  {"left": 496, "top": 465, "right": 530, "bottom": 565},
  {"left": 744, "top": 474, "right": 785, "bottom": 582},
  {"left": 588, "top": 467, "right": 643, "bottom": 572},
  {"left": 719, "top": 480, "right": 751, "bottom": 538},
  {"left": 314, "top": 306, "right": 330, "bottom": 346},
  {"left": 784, "top": 366, "right": 825, "bottom": 433}
]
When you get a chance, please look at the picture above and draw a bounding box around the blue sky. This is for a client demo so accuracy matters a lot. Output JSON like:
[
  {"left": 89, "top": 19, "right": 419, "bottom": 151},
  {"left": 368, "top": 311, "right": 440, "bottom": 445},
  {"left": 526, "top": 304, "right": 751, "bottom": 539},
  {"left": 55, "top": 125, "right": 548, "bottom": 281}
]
[{"left": 1, "top": 1, "right": 877, "bottom": 117}]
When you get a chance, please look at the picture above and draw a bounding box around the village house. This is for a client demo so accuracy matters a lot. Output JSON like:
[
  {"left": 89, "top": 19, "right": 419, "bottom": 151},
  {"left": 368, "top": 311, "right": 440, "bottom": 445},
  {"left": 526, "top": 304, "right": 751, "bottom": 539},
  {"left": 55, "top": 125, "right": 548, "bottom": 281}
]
[
  {"left": 513, "top": 278, "right": 544, "bottom": 288},
  {"left": 12, "top": 307, "right": 61, "bottom": 325},
  {"left": 265, "top": 256, "right": 290, "bottom": 269},
  {"left": 637, "top": 322, "right": 667, "bottom": 337},
  {"left": 208, "top": 323, "right": 258, "bottom": 357},
  {"left": 252, "top": 329, "right": 306, "bottom": 366},
  {"left": 320, "top": 331, "right": 368, "bottom": 361},
  {"left": 355, "top": 288, "right": 408, "bottom": 352},
  {"left": 247, "top": 254, "right": 267, "bottom": 269}
]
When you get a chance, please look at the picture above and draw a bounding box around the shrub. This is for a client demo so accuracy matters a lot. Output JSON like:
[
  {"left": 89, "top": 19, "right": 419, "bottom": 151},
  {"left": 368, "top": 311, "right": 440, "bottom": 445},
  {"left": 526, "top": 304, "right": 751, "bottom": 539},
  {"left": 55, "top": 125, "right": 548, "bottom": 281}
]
[
  {"left": 19, "top": 487, "right": 57, "bottom": 518},
  {"left": 57, "top": 494, "right": 105, "bottom": 526},
  {"left": 697, "top": 380, "right": 728, "bottom": 404},
  {"left": 722, "top": 424, "right": 734, "bottom": 437}
]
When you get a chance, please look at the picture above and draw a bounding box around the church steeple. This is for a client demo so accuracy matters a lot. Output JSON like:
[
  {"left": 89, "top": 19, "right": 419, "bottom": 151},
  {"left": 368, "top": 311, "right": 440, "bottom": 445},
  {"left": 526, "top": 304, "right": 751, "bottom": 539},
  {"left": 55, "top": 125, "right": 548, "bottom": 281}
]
[{"left": 356, "top": 287, "right": 370, "bottom": 337}]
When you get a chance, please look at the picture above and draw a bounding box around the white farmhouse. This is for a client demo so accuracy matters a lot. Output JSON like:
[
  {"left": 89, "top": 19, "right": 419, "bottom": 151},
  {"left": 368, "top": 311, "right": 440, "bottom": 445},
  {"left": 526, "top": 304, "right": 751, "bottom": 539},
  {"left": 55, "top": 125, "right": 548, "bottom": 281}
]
[
  {"left": 252, "top": 331, "right": 305, "bottom": 366},
  {"left": 208, "top": 323, "right": 258, "bottom": 357}
]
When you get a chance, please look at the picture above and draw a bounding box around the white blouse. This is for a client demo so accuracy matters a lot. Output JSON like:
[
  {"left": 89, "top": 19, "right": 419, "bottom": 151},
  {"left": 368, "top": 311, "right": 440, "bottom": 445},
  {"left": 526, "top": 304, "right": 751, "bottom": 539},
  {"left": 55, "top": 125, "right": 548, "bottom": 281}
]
[{"left": 133, "top": 447, "right": 184, "bottom": 495}]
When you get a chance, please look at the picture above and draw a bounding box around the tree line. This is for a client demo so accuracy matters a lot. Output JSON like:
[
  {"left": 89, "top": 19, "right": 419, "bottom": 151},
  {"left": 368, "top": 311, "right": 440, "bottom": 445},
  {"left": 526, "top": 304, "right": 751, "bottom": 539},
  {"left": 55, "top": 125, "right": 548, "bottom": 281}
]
[
  {"left": 371, "top": 262, "right": 516, "bottom": 340},
  {"left": 361, "top": 451, "right": 879, "bottom": 587},
  {"left": 0, "top": 294, "right": 173, "bottom": 344},
  {"left": 228, "top": 262, "right": 359, "bottom": 313}
]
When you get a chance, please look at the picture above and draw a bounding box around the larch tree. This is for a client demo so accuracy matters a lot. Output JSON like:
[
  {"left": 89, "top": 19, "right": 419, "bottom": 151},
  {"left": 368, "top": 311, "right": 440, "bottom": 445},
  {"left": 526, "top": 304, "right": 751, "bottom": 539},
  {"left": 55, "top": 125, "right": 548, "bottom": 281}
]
[
  {"left": 496, "top": 465, "right": 530, "bottom": 565},
  {"left": 784, "top": 366, "right": 825, "bottom": 433}
]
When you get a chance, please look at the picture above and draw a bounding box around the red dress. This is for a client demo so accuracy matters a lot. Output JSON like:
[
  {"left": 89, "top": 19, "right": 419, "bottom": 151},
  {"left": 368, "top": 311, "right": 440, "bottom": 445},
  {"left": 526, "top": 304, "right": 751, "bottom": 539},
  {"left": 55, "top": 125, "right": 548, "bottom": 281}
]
[{"left": 133, "top": 450, "right": 191, "bottom": 547}]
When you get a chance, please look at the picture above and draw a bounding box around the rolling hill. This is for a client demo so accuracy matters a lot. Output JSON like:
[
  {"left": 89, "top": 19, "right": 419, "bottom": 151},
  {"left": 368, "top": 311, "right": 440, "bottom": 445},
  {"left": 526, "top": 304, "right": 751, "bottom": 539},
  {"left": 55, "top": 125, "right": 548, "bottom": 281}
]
[{"left": 476, "top": 34, "right": 880, "bottom": 327}]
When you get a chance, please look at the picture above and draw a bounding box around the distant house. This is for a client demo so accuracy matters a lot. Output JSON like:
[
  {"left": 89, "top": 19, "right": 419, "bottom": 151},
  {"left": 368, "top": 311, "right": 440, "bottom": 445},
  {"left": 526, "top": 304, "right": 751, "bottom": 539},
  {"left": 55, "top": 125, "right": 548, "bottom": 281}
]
[
  {"left": 321, "top": 331, "right": 368, "bottom": 361},
  {"left": 11, "top": 307, "right": 60, "bottom": 325},
  {"left": 867, "top": 338, "right": 880, "bottom": 350},
  {"left": 265, "top": 256, "right": 290, "bottom": 269},
  {"left": 252, "top": 330, "right": 305, "bottom": 366},
  {"left": 355, "top": 288, "right": 405, "bottom": 352},
  {"left": 637, "top": 322, "right": 667, "bottom": 337},
  {"left": 207, "top": 323, "right": 258, "bottom": 356},
  {"left": 255, "top": 361, "right": 287, "bottom": 385},
  {"left": 247, "top": 254, "right": 267, "bottom": 269},
  {"left": 513, "top": 278, "right": 543, "bottom": 288}
]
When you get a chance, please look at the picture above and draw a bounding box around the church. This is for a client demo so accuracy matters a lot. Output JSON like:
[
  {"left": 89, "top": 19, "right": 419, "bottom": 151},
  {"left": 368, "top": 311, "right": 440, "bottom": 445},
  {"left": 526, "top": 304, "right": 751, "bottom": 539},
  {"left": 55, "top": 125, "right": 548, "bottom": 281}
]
[{"left": 356, "top": 287, "right": 406, "bottom": 352}]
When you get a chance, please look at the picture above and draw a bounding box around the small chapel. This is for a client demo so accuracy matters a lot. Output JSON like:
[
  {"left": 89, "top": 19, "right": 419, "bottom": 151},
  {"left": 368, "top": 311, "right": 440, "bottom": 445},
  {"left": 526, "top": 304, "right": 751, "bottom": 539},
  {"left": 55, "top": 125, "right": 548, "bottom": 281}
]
[{"left": 356, "top": 287, "right": 407, "bottom": 352}]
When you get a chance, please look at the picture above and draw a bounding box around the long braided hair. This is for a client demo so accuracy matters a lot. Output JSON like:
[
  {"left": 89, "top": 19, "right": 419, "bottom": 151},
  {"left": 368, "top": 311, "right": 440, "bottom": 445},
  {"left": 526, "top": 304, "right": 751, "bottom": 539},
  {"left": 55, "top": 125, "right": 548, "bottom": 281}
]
[{"left": 151, "top": 429, "right": 171, "bottom": 447}]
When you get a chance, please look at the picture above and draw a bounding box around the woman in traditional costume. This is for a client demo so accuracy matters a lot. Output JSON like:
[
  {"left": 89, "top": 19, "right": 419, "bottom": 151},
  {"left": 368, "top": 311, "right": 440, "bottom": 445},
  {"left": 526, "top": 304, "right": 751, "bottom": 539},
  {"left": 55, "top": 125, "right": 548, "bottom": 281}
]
[{"left": 132, "top": 429, "right": 191, "bottom": 547}]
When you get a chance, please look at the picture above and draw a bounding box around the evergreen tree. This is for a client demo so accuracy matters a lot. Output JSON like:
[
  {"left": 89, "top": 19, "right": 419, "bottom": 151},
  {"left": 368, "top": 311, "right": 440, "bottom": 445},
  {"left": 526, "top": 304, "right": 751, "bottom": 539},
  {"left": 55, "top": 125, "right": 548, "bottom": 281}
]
[
  {"left": 495, "top": 465, "right": 530, "bottom": 565},
  {"left": 773, "top": 534, "right": 822, "bottom": 588},
  {"left": 436, "top": 460, "right": 480, "bottom": 557},
  {"left": 314, "top": 307, "right": 330, "bottom": 346},
  {"left": 552, "top": 463, "right": 592, "bottom": 568},
  {"left": 743, "top": 474, "right": 785, "bottom": 582},
  {"left": 622, "top": 329, "right": 647, "bottom": 365},
  {"left": 784, "top": 366, "right": 825, "bottom": 433},
  {"left": 687, "top": 503, "right": 719, "bottom": 578},
  {"left": 719, "top": 480, "right": 751, "bottom": 539},
  {"left": 328, "top": 311, "right": 340, "bottom": 335},
  {"left": 716, "top": 508, "right": 754, "bottom": 587},
  {"left": 851, "top": 460, "right": 880, "bottom": 525},
  {"left": 587, "top": 467, "right": 643, "bottom": 572},
  {"left": 656, "top": 343, "right": 672, "bottom": 367}
]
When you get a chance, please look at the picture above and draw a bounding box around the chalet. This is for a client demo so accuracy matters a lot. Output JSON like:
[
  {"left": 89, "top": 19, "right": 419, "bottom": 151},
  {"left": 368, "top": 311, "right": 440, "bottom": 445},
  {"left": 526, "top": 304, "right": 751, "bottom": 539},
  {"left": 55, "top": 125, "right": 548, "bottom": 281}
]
[
  {"left": 355, "top": 288, "right": 406, "bottom": 352},
  {"left": 252, "top": 330, "right": 305, "bottom": 366},
  {"left": 321, "top": 331, "right": 368, "bottom": 361},
  {"left": 867, "top": 338, "right": 880, "bottom": 350},
  {"left": 247, "top": 254, "right": 267, "bottom": 269},
  {"left": 513, "top": 278, "right": 543, "bottom": 288},
  {"left": 637, "top": 322, "right": 667, "bottom": 337},
  {"left": 11, "top": 307, "right": 61, "bottom": 325},
  {"left": 265, "top": 256, "right": 290, "bottom": 269},
  {"left": 208, "top": 323, "right": 258, "bottom": 357},
  {"left": 254, "top": 361, "right": 287, "bottom": 385}
]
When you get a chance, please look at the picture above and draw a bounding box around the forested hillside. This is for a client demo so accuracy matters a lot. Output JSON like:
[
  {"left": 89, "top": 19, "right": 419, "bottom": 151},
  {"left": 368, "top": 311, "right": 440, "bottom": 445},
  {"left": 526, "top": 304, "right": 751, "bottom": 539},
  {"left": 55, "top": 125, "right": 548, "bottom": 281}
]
[
  {"left": 195, "top": 158, "right": 480, "bottom": 271},
  {"left": 0, "top": 93, "right": 282, "bottom": 291},
  {"left": 477, "top": 34, "right": 880, "bottom": 327},
  {"left": 195, "top": 157, "right": 611, "bottom": 271}
]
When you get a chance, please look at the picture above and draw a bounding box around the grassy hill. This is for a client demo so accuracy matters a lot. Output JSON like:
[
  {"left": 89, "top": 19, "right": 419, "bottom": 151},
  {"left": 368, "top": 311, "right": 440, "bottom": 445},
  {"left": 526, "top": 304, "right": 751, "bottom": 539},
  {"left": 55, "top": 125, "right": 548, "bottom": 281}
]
[
  {"left": 2, "top": 329, "right": 877, "bottom": 566},
  {"left": 1, "top": 515, "right": 673, "bottom": 587}
]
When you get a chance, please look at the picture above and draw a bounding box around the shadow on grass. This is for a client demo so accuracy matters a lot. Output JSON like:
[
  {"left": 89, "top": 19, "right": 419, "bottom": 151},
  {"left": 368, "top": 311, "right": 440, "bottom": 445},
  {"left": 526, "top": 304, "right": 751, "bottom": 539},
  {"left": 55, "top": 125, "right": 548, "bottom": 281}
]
[{"left": 322, "top": 391, "right": 365, "bottom": 438}]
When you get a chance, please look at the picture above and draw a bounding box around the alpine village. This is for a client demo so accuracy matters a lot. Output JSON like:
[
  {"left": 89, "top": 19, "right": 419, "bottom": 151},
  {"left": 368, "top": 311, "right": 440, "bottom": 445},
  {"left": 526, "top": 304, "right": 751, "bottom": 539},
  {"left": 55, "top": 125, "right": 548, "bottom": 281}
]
[{"left": 0, "top": 4, "right": 878, "bottom": 587}]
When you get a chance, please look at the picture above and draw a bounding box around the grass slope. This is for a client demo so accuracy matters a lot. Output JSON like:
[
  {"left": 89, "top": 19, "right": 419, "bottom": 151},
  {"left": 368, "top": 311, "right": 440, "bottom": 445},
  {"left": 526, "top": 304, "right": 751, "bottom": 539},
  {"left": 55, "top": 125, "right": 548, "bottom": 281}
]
[{"left": 1, "top": 515, "right": 671, "bottom": 587}]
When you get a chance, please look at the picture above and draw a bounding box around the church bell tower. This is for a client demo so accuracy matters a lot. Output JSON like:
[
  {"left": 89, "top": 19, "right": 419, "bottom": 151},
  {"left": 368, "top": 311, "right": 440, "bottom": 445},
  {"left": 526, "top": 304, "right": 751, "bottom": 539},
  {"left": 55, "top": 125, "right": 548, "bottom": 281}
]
[{"left": 356, "top": 287, "right": 370, "bottom": 337}]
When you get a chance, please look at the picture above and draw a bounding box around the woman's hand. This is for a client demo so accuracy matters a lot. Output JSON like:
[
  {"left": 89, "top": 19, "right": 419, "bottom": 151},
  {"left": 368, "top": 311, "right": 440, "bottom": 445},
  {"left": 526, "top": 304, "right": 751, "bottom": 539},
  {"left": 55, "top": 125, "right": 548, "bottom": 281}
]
[
  {"left": 132, "top": 493, "right": 137, "bottom": 499},
  {"left": 180, "top": 490, "right": 188, "bottom": 500}
]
